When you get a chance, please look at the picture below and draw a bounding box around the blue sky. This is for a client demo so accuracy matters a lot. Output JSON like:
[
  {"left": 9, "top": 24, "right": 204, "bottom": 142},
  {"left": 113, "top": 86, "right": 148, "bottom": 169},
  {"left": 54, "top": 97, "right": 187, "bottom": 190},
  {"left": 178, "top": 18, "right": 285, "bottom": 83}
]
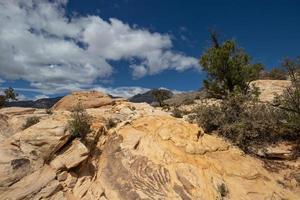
[{"left": 0, "top": 0, "right": 299, "bottom": 99}]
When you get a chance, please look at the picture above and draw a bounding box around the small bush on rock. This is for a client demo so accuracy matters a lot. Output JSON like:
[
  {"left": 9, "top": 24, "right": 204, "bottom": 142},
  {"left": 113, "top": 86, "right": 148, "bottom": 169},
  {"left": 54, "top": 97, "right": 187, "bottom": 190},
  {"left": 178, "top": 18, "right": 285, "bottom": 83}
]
[
  {"left": 217, "top": 183, "right": 228, "bottom": 198},
  {"left": 106, "top": 118, "right": 117, "bottom": 129},
  {"left": 23, "top": 116, "right": 40, "bottom": 129},
  {"left": 172, "top": 107, "right": 183, "bottom": 118},
  {"left": 69, "top": 103, "right": 91, "bottom": 139}
]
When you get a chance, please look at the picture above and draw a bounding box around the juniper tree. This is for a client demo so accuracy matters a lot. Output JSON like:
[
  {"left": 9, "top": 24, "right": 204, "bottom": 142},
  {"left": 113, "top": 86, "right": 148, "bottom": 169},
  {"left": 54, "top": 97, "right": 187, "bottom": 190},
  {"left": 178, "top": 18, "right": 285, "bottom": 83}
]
[
  {"left": 200, "top": 32, "right": 262, "bottom": 99},
  {"left": 0, "top": 87, "right": 18, "bottom": 108}
]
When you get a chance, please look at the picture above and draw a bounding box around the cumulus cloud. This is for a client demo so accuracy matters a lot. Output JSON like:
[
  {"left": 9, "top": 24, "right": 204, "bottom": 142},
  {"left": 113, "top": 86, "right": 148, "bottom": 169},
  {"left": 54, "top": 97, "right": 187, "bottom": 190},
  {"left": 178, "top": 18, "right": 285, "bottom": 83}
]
[
  {"left": 0, "top": 0, "right": 198, "bottom": 94},
  {"left": 3, "top": 85, "right": 182, "bottom": 99},
  {"left": 93, "top": 86, "right": 151, "bottom": 98}
]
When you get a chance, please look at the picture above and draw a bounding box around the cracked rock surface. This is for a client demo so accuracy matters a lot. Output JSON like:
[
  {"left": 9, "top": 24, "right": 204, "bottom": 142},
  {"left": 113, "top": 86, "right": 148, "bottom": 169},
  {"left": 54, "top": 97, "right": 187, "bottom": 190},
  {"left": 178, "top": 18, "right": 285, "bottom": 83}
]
[{"left": 0, "top": 91, "right": 299, "bottom": 200}]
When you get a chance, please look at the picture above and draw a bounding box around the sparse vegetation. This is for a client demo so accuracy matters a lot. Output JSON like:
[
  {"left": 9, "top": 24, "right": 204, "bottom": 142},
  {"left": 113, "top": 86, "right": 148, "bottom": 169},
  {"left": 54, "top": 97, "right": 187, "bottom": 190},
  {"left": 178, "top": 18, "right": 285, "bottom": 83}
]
[
  {"left": 182, "top": 98, "right": 194, "bottom": 105},
  {"left": 23, "top": 116, "right": 40, "bottom": 129},
  {"left": 259, "top": 68, "right": 287, "bottom": 80},
  {"left": 46, "top": 109, "right": 53, "bottom": 115},
  {"left": 106, "top": 118, "right": 117, "bottom": 129},
  {"left": 0, "top": 87, "right": 18, "bottom": 108},
  {"left": 68, "top": 103, "right": 91, "bottom": 139},
  {"left": 268, "top": 68, "right": 287, "bottom": 80},
  {"left": 217, "top": 183, "right": 228, "bottom": 198}
]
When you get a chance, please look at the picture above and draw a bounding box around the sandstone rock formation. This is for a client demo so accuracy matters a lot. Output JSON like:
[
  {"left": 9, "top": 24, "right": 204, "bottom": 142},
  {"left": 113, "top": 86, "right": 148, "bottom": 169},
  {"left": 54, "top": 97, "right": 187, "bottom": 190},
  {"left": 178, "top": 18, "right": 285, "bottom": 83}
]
[
  {"left": 52, "top": 91, "right": 120, "bottom": 111},
  {"left": 251, "top": 80, "right": 291, "bottom": 102},
  {"left": 0, "top": 91, "right": 299, "bottom": 200}
]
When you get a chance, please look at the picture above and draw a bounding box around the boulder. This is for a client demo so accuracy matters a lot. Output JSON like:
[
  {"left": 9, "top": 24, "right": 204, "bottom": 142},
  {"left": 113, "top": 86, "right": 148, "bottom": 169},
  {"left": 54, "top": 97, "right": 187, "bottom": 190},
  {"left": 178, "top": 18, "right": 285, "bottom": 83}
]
[
  {"left": 0, "top": 113, "right": 70, "bottom": 188},
  {"left": 50, "top": 139, "right": 89, "bottom": 171},
  {"left": 52, "top": 91, "right": 116, "bottom": 111}
]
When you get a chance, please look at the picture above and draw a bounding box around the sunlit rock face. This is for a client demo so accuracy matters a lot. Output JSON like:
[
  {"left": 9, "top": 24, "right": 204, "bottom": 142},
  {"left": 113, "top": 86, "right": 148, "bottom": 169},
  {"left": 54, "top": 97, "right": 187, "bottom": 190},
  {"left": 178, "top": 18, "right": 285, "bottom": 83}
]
[
  {"left": 251, "top": 80, "right": 291, "bottom": 102},
  {"left": 0, "top": 91, "right": 299, "bottom": 200}
]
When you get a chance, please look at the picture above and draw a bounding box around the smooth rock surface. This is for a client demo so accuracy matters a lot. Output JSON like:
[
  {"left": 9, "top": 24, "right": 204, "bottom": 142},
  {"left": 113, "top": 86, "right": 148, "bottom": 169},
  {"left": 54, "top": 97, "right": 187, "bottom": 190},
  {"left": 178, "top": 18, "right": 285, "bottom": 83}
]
[{"left": 51, "top": 91, "right": 117, "bottom": 111}]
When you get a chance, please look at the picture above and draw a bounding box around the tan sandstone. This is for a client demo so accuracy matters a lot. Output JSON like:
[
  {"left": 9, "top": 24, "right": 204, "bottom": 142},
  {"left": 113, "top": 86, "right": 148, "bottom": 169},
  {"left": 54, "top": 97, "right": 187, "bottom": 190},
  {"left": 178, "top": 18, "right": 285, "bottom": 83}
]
[{"left": 0, "top": 91, "right": 298, "bottom": 200}]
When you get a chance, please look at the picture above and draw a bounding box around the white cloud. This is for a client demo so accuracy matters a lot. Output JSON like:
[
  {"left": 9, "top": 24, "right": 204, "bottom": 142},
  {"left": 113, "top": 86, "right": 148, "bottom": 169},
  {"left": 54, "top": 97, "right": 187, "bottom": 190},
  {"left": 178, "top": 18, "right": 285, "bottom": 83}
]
[
  {"left": 93, "top": 86, "right": 151, "bottom": 98},
  {"left": 17, "top": 94, "right": 29, "bottom": 101},
  {"left": 93, "top": 86, "right": 183, "bottom": 98},
  {"left": 34, "top": 94, "right": 50, "bottom": 100},
  {"left": 0, "top": 0, "right": 198, "bottom": 94},
  {"left": 2, "top": 85, "right": 183, "bottom": 99}
]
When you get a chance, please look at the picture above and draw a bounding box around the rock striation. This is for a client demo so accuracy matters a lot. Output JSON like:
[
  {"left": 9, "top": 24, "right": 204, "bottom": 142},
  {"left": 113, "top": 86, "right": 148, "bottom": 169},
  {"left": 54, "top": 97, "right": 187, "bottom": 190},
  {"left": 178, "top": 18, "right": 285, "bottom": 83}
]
[{"left": 0, "top": 91, "right": 299, "bottom": 200}]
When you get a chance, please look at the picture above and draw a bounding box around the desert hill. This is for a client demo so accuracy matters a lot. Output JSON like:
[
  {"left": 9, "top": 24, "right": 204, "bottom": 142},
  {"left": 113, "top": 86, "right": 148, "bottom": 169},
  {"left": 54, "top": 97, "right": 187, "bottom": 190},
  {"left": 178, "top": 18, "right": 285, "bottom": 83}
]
[{"left": 129, "top": 89, "right": 173, "bottom": 104}]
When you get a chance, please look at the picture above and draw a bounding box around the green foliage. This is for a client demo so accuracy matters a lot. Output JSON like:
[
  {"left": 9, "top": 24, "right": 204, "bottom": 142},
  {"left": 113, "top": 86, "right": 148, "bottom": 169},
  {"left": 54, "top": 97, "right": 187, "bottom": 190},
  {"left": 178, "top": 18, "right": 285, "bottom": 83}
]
[
  {"left": 23, "top": 116, "right": 40, "bottom": 129},
  {"left": 192, "top": 91, "right": 288, "bottom": 152},
  {"left": 199, "top": 33, "right": 262, "bottom": 99},
  {"left": 217, "top": 183, "right": 228, "bottom": 198},
  {"left": 5, "top": 87, "right": 18, "bottom": 100},
  {"left": 152, "top": 89, "right": 172, "bottom": 107},
  {"left": 172, "top": 107, "right": 183, "bottom": 118},
  {"left": 190, "top": 103, "right": 224, "bottom": 133},
  {"left": 274, "top": 57, "right": 300, "bottom": 136},
  {"left": 0, "top": 87, "right": 18, "bottom": 108},
  {"left": 68, "top": 103, "right": 91, "bottom": 139}
]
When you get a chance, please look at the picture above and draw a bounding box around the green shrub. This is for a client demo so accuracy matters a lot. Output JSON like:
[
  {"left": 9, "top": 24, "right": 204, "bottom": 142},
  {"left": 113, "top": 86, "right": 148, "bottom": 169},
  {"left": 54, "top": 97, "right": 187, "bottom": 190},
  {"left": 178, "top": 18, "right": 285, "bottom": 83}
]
[
  {"left": 273, "top": 57, "right": 300, "bottom": 139},
  {"left": 68, "top": 104, "right": 91, "bottom": 139},
  {"left": 172, "top": 107, "right": 183, "bottom": 118},
  {"left": 23, "top": 116, "right": 40, "bottom": 129},
  {"left": 192, "top": 91, "right": 287, "bottom": 152},
  {"left": 190, "top": 104, "right": 224, "bottom": 133}
]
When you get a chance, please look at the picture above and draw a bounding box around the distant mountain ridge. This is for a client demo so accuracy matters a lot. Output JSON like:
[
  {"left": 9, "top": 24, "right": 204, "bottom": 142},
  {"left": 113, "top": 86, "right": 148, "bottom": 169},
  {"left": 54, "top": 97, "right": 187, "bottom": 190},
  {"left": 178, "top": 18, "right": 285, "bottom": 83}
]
[
  {"left": 129, "top": 89, "right": 173, "bottom": 104},
  {"left": 6, "top": 96, "right": 63, "bottom": 109}
]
